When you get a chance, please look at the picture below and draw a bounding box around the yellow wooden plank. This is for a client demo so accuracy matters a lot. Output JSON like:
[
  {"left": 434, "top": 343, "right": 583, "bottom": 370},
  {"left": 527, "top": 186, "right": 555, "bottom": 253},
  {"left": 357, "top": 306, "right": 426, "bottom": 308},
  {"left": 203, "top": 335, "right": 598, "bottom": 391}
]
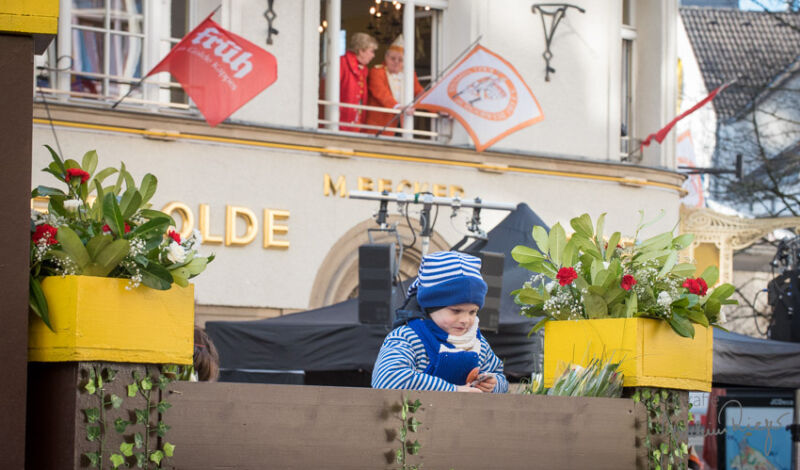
[
  {"left": 0, "top": 0, "right": 59, "bottom": 35},
  {"left": 29, "top": 276, "right": 194, "bottom": 364}
]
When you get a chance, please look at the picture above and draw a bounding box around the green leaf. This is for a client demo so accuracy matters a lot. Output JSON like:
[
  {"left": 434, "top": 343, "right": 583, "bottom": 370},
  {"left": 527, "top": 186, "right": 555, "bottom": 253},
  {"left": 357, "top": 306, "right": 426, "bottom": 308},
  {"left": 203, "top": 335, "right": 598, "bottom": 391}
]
[
  {"left": 135, "top": 432, "right": 144, "bottom": 448},
  {"left": 81, "top": 150, "right": 98, "bottom": 175},
  {"left": 127, "top": 383, "right": 138, "bottom": 397},
  {"left": 671, "top": 263, "right": 697, "bottom": 277},
  {"left": 408, "top": 417, "right": 421, "bottom": 432},
  {"left": 584, "top": 292, "right": 608, "bottom": 318},
  {"left": 624, "top": 292, "right": 638, "bottom": 318},
  {"left": 120, "top": 442, "right": 134, "bottom": 457},
  {"left": 140, "top": 263, "right": 173, "bottom": 290},
  {"left": 56, "top": 226, "right": 90, "bottom": 270},
  {"left": 595, "top": 213, "right": 606, "bottom": 243},
  {"left": 700, "top": 265, "right": 720, "bottom": 287},
  {"left": 150, "top": 450, "right": 164, "bottom": 465},
  {"left": 84, "top": 407, "right": 100, "bottom": 423},
  {"left": 141, "top": 377, "right": 153, "bottom": 391},
  {"left": 396, "top": 449, "right": 403, "bottom": 464},
  {"left": 86, "top": 425, "right": 101, "bottom": 442},
  {"left": 139, "top": 174, "right": 158, "bottom": 204},
  {"left": 530, "top": 317, "right": 548, "bottom": 333},
  {"left": 549, "top": 222, "right": 567, "bottom": 267},
  {"left": 114, "top": 417, "right": 130, "bottom": 433},
  {"left": 605, "top": 232, "right": 621, "bottom": 261},
  {"left": 667, "top": 313, "right": 695, "bottom": 338},
  {"left": 134, "top": 408, "right": 148, "bottom": 424},
  {"left": 686, "top": 308, "right": 709, "bottom": 326},
  {"left": 31, "top": 185, "right": 67, "bottom": 198},
  {"left": 139, "top": 209, "right": 176, "bottom": 226},
  {"left": 516, "top": 287, "right": 544, "bottom": 305},
  {"left": 570, "top": 213, "right": 594, "bottom": 238},
  {"left": 562, "top": 237, "right": 579, "bottom": 267},
  {"left": 407, "top": 440, "right": 421, "bottom": 455},
  {"left": 85, "top": 239, "right": 130, "bottom": 276},
  {"left": 672, "top": 233, "right": 694, "bottom": 250},
  {"left": 708, "top": 283, "right": 735, "bottom": 302},
  {"left": 156, "top": 401, "right": 173, "bottom": 414},
  {"left": 658, "top": 252, "right": 678, "bottom": 278},
  {"left": 44, "top": 144, "right": 66, "bottom": 174},
  {"left": 119, "top": 189, "right": 143, "bottom": 221},
  {"left": 129, "top": 217, "right": 170, "bottom": 238},
  {"left": 103, "top": 193, "right": 126, "bottom": 239},
  {"left": 109, "top": 394, "right": 123, "bottom": 409},
  {"left": 83, "top": 452, "right": 100, "bottom": 468},
  {"left": 110, "top": 453, "right": 125, "bottom": 469},
  {"left": 511, "top": 245, "right": 545, "bottom": 264},
  {"left": 156, "top": 420, "right": 170, "bottom": 437},
  {"left": 85, "top": 234, "right": 112, "bottom": 260},
  {"left": 134, "top": 452, "right": 146, "bottom": 468},
  {"left": 29, "top": 276, "right": 53, "bottom": 331},
  {"left": 163, "top": 442, "right": 175, "bottom": 458},
  {"left": 532, "top": 225, "right": 549, "bottom": 254},
  {"left": 638, "top": 232, "right": 673, "bottom": 252},
  {"left": 85, "top": 378, "right": 97, "bottom": 395}
]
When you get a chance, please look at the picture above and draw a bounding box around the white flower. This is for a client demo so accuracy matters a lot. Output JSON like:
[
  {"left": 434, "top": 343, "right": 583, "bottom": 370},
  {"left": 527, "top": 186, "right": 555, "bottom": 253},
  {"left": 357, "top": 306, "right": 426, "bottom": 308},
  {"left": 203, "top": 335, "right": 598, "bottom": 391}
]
[
  {"left": 63, "top": 199, "right": 83, "bottom": 212},
  {"left": 166, "top": 241, "right": 186, "bottom": 264},
  {"left": 545, "top": 281, "right": 556, "bottom": 293},
  {"left": 657, "top": 291, "right": 673, "bottom": 308}
]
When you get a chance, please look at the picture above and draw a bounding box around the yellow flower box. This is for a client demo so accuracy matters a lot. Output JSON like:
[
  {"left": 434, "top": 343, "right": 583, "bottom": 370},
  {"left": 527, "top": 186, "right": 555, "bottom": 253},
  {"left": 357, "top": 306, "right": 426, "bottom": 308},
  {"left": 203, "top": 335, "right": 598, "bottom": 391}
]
[
  {"left": 543, "top": 318, "right": 713, "bottom": 392},
  {"left": 29, "top": 276, "right": 194, "bottom": 364}
]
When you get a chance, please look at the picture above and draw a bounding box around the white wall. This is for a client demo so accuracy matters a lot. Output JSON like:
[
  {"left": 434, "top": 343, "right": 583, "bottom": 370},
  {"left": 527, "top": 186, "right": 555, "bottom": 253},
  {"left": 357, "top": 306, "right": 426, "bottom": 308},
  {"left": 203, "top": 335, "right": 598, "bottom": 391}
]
[{"left": 32, "top": 126, "right": 680, "bottom": 310}]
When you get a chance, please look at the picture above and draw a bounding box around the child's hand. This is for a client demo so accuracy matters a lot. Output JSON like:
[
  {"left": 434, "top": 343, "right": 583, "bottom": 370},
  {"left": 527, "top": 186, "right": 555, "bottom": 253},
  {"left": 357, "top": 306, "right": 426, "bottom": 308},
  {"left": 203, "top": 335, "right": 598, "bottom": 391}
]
[
  {"left": 455, "top": 385, "right": 482, "bottom": 393},
  {"left": 474, "top": 376, "right": 497, "bottom": 393}
]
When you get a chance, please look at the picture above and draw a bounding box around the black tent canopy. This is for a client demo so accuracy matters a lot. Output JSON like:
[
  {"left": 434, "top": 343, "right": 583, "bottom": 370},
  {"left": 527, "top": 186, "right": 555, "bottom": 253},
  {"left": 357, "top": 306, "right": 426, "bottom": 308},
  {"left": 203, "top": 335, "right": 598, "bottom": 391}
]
[
  {"left": 207, "top": 203, "right": 547, "bottom": 380},
  {"left": 207, "top": 203, "right": 800, "bottom": 389}
]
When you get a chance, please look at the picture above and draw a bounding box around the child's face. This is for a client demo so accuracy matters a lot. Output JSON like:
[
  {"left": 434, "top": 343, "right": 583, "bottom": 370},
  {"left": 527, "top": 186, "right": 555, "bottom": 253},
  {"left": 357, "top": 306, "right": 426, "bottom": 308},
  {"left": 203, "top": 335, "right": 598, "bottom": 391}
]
[{"left": 429, "top": 303, "right": 479, "bottom": 336}]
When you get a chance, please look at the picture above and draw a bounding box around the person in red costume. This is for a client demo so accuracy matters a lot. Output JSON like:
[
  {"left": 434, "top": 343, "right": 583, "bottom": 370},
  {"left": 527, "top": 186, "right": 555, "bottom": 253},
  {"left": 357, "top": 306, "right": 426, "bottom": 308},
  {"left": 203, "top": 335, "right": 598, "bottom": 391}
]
[
  {"left": 339, "top": 32, "right": 377, "bottom": 131},
  {"left": 364, "top": 35, "right": 424, "bottom": 136}
]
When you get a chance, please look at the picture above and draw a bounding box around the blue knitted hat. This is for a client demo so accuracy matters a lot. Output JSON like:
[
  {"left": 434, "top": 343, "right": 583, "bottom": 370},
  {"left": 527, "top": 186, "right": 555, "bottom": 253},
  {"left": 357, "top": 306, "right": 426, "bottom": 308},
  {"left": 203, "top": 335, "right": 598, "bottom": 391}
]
[{"left": 407, "top": 251, "right": 488, "bottom": 310}]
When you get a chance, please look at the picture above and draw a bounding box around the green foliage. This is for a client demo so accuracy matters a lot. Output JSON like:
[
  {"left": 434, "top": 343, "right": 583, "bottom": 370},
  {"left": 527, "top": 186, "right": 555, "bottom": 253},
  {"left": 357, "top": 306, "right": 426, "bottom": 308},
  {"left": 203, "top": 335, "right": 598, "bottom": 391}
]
[
  {"left": 512, "top": 212, "right": 738, "bottom": 338},
  {"left": 395, "top": 395, "right": 424, "bottom": 469},
  {"left": 80, "top": 365, "right": 177, "bottom": 469},
  {"left": 29, "top": 147, "right": 214, "bottom": 331},
  {"left": 633, "top": 388, "right": 690, "bottom": 470}
]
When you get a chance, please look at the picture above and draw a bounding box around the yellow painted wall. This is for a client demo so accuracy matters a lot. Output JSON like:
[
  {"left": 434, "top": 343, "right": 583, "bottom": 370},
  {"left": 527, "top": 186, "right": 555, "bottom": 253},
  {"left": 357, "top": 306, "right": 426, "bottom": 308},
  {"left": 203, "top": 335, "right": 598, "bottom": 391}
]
[
  {"left": 0, "top": 0, "right": 59, "bottom": 35},
  {"left": 694, "top": 242, "right": 720, "bottom": 279}
]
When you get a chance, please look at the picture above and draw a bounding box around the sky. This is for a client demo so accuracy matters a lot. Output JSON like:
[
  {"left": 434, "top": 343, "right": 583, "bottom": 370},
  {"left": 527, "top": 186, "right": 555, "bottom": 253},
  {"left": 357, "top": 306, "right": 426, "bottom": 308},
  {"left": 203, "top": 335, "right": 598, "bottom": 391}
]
[{"left": 739, "top": 0, "right": 795, "bottom": 10}]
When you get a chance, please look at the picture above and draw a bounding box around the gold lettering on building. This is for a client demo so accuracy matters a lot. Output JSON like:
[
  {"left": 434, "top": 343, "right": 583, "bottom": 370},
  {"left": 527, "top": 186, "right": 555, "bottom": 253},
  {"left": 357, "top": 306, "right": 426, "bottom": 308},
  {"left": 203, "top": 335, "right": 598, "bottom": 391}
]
[
  {"left": 432, "top": 184, "right": 447, "bottom": 197},
  {"left": 357, "top": 176, "right": 374, "bottom": 191},
  {"left": 396, "top": 180, "right": 412, "bottom": 193},
  {"left": 323, "top": 174, "right": 347, "bottom": 197},
  {"left": 449, "top": 185, "right": 465, "bottom": 198},
  {"left": 264, "top": 209, "right": 290, "bottom": 249},
  {"left": 225, "top": 205, "right": 258, "bottom": 246},
  {"left": 414, "top": 182, "right": 429, "bottom": 193},
  {"left": 162, "top": 201, "right": 194, "bottom": 240},
  {"left": 198, "top": 204, "right": 223, "bottom": 244},
  {"left": 378, "top": 178, "right": 392, "bottom": 192}
]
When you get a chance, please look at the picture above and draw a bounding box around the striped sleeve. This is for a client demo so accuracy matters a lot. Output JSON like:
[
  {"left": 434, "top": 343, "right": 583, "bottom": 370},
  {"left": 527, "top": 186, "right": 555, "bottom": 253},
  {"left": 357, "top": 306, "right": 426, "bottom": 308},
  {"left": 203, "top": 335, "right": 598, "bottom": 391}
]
[
  {"left": 371, "top": 326, "right": 457, "bottom": 392},
  {"left": 479, "top": 338, "right": 509, "bottom": 393}
]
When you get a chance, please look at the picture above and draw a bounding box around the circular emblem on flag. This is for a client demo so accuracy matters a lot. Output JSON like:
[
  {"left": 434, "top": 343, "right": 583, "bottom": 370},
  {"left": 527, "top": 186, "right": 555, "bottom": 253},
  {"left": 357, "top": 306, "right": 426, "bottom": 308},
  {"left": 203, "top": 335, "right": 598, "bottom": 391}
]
[{"left": 447, "top": 66, "right": 518, "bottom": 121}]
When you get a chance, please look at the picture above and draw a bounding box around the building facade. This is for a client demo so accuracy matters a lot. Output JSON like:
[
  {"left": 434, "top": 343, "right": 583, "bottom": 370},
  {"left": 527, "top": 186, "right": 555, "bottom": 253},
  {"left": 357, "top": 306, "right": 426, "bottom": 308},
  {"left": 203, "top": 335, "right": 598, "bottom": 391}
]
[{"left": 32, "top": 0, "right": 684, "bottom": 324}]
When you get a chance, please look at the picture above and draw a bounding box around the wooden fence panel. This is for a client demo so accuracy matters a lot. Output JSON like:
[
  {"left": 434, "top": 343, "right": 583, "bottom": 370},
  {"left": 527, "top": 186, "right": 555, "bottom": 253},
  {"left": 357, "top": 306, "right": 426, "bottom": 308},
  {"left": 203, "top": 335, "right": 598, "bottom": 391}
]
[{"left": 166, "top": 382, "right": 636, "bottom": 469}]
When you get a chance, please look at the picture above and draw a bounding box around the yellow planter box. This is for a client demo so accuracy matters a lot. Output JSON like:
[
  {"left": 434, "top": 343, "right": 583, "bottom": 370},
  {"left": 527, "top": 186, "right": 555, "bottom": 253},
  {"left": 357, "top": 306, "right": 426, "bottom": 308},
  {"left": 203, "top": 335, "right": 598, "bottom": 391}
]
[
  {"left": 543, "top": 318, "right": 713, "bottom": 392},
  {"left": 29, "top": 276, "right": 194, "bottom": 364}
]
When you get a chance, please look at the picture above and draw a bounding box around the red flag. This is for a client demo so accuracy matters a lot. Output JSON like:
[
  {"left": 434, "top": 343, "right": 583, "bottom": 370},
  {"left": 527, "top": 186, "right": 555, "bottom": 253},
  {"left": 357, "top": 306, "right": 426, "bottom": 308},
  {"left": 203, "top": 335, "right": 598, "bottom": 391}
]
[
  {"left": 640, "top": 80, "right": 733, "bottom": 152},
  {"left": 146, "top": 13, "right": 277, "bottom": 127}
]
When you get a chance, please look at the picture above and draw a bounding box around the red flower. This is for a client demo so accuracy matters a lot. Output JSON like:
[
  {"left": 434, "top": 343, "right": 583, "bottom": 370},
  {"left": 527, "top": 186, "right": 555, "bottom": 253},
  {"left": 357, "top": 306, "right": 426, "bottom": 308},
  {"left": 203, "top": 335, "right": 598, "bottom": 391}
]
[
  {"left": 102, "top": 223, "right": 131, "bottom": 234},
  {"left": 620, "top": 274, "right": 637, "bottom": 291},
  {"left": 167, "top": 230, "right": 181, "bottom": 244},
  {"left": 682, "top": 278, "right": 709, "bottom": 296},
  {"left": 33, "top": 224, "right": 58, "bottom": 245},
  {"left": 556, "top": 267, "right": 578, "bottom": 286},
  {"left": 65, "top": 168, "right": 90, "bottom": 184}
]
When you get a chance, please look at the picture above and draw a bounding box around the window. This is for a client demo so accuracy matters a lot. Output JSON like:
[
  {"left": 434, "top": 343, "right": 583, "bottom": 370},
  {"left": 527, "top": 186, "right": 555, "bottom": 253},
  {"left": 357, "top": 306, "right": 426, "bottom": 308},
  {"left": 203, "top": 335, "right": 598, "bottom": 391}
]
[
  {"left": 318, "top": 0, "right": 449, "bottom": 141},
  {"left": 37, "top": 0, "right": 221, "bottom": 109},
  {"left": 620, "top": 0, "right": 636, "bottom": 159}
]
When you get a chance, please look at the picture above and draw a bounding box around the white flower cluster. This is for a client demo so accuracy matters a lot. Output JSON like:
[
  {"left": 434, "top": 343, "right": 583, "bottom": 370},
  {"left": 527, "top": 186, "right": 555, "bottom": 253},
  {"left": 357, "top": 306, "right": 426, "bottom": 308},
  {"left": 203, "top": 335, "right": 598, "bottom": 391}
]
[
  {"left": 166, "top": 242, "right": 186, "bottom": 264},
  {"left": 183, "top": 229, "right": 203, "bottom": 251},
  {"left": 30, "top": 210, "right": 65, "bottom": 228},
  {"left": 657, "top": 291, "right": 673, "bottom": 310},
  {"left": 121, "top": 259, "right": 143, "bottom": 290},
  {"left": 543, "top": 288, "right": 585, "bottom": 320},
  {"left": 52, "top": 254, "right": 78, "bottom": 276},
  {"left": 63, "top": 199, "right": 83, "bottom": 212},
  {"left": 33, "top": 238, "right": 52, "bottom": 263},
  {"left": 128, "top": 237, "right": 147, "bottom": 257}
]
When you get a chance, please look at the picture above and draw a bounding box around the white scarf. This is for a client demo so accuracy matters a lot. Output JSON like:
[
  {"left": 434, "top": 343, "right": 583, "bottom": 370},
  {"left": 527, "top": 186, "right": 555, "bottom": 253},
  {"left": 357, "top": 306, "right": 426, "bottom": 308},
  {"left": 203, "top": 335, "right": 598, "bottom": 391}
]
[
  {"left": 387, "top": 71, "right": 403, "bottom": 102},
  {"left": 439, "top": 317, "right": 481, "bottom": 354}
]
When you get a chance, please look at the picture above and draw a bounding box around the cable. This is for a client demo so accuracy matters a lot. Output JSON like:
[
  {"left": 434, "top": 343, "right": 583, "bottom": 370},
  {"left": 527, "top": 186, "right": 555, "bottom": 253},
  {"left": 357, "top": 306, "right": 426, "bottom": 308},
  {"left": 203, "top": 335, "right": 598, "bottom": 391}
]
[
  {"left": 37, "top": 88, "right": 64, "bottom": 159},
  {"left": 403, "top": 203, "right": 417, "bottom": 250},
  {"left": 752, "top": 289, "right": 768, "bottom": 336}
]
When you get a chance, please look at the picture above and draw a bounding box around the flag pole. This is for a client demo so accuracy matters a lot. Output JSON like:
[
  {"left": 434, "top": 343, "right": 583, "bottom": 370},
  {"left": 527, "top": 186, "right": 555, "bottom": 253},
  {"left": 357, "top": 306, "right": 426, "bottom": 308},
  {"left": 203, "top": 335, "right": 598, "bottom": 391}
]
[
  {"left": 374, "top": 34, "right": 483, "bottom": 137},
  {"left": 111, "top": 5, "right": 223, "bottom": 109}
]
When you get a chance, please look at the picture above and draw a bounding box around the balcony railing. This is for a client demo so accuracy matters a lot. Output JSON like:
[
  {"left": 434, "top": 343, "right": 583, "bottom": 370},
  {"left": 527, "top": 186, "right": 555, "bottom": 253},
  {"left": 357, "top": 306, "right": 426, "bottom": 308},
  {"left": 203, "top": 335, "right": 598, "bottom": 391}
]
[{"left": 318, "top": 100, "right": 452, "bottom": 142}]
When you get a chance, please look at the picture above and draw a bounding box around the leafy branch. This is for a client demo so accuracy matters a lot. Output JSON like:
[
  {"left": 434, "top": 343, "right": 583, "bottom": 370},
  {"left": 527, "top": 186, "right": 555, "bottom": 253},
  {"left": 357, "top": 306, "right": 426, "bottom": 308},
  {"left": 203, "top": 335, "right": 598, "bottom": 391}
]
[{"left": 395, "top": 395, "right": 423, "bottom": 470}]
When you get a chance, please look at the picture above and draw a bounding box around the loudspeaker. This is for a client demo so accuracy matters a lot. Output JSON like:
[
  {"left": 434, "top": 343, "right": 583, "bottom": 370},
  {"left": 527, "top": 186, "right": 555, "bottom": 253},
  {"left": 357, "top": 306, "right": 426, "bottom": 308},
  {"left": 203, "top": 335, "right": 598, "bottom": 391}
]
[
  {"left": 477, "top": 251, "right": 504, "bottom": 333},
  {"left": 358, "top": 243, "right": 396, "bottom": 325},
  {"left": 768, "top": 270, "right": 800, "bottom": 342}
]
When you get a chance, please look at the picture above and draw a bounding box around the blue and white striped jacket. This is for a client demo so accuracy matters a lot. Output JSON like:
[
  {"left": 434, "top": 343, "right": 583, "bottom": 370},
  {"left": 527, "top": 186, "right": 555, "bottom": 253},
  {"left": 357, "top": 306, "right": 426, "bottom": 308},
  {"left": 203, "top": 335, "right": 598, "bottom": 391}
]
[{"left": 371, "top": 324, "right": 509, "bottom": 393}]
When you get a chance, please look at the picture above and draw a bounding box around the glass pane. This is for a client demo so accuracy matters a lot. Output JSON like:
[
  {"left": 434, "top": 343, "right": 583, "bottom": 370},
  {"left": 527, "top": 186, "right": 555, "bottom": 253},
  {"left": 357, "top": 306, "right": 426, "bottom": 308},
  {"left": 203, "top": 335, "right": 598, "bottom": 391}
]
[
  {"left": 73, "top": 0, "right": 105, "bottom": 28},
  {"left": 108, "top": 0, "right": 144, "bottom": 33},
  {"left": 72, "top": 28, "right": 104, "bottom": 75},
  {"left": 170, "top": 0, "right": 190, "bottom": 39},
  {"left": 108, "top": 33, "right": 142, "bottom": 80}
]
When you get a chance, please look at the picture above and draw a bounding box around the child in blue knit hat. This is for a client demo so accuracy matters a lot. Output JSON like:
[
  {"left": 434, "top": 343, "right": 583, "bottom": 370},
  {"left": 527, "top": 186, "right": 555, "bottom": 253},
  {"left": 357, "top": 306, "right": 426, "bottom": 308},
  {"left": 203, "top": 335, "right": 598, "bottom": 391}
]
[{"left": 371, "top": 251, "right": 508, "bottom": 393}]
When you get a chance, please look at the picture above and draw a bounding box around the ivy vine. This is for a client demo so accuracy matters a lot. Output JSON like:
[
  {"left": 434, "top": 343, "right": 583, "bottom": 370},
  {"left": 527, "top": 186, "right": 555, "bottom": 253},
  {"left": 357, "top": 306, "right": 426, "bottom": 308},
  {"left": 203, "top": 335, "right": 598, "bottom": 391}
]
[
  {"left": 395, "top": 394, "right": 423, "bottom": 470},
  {"left": 633, "top": 388, "right": 690, "bottom": 470},
  {"left": 81, "top": 364, "right": 179, "bottom": 469}
]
